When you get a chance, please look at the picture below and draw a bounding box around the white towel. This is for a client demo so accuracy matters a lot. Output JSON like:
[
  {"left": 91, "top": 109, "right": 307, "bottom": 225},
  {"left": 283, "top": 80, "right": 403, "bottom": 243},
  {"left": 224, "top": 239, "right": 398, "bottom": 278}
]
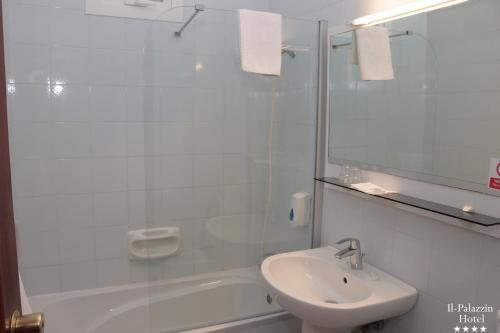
[
  {"left": 354, "top": 27, "right": 394, "bottom": 81},
  {"left": 350, "top": 182, "right": 395, "bottom": 195},
  {"left": 238, "top": 9, "right": 282, "bottom": 76}
]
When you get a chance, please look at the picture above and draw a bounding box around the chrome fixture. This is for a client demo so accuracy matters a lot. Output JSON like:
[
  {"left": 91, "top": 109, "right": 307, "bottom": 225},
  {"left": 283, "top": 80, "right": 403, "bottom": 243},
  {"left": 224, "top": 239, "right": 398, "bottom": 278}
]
[
  {"left": 332, "top": 30, "right": 413, "bottom": 49},
  {"left": 173, "top": 4, "right": 306, "bottom": 60},
  {"left": 335, "top": 238, "right": 363, "bottom": 270},
  {"left": 175, "top": 4, "right": 205, "bottom": 37},
  {"left": 281, "top": 49, "right": 297, "bottom": 58}
]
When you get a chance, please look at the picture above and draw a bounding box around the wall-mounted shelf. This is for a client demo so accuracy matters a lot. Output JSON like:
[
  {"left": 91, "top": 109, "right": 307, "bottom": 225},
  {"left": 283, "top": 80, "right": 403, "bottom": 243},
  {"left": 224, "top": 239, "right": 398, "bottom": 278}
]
[{"left": 316, "top": 177, "right": 500, "bottom": 228}]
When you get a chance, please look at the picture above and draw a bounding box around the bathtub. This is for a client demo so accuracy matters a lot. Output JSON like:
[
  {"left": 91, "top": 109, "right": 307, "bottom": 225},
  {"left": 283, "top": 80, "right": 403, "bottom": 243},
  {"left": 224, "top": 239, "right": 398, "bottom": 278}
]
[{"left": 29, "top": 267, "right": 298, "bottom": 333}]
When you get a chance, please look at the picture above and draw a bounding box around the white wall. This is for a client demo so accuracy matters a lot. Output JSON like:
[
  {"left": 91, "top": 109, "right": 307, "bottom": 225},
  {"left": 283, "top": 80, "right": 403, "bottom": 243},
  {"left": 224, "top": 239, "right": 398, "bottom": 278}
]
[
  {"left": 4, "top": 0, "right": 323, "bottom": 297},
  {"left": 5, "top": 0, "right": 319, "bottom": 297},
  {"left": 269, "top": 0, "right": 500, "bottom": 332}
]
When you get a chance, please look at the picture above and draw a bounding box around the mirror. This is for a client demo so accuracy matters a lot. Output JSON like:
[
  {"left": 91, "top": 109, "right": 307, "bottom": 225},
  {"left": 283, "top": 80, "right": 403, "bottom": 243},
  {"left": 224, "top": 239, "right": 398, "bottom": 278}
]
[{"left": 328, "top": 0, "right": 500, "bottom": 195}]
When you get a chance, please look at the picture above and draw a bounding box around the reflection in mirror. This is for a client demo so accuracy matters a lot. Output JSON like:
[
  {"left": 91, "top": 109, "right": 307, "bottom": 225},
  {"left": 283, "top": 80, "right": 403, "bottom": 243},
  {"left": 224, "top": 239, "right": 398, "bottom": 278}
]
[{"left": 328, "top": 1, "right": 500, "bottom": 195}]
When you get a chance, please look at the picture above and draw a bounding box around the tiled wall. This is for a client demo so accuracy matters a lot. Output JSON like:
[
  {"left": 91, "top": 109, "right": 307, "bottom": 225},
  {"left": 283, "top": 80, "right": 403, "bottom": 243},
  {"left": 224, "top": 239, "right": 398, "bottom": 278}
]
[
  {"left": 268, "top": 0, "right": 500, "bottom": 332},
  {"left": 322, "top": 188, "right": 500, "bottom": 333},
  {"left": 4, "top": 0, "right": 318, "bottom": 296}
]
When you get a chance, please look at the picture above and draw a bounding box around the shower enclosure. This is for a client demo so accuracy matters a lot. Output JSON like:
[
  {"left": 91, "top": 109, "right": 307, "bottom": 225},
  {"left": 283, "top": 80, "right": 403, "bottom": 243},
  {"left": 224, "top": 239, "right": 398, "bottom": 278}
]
[{"left": 4, "top": 1, "right": 325, "bottom": 332}]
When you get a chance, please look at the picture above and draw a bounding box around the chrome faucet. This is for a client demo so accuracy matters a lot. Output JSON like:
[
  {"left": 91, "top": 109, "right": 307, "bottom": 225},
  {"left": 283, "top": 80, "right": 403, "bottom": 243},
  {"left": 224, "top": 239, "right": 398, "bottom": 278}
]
[{"left": 335, "top": 238, "right": 363, "bottom": 270}]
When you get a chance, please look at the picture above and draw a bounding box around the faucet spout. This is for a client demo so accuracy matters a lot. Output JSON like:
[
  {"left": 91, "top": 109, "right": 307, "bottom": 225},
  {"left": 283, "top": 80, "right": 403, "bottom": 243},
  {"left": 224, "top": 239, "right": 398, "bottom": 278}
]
[
  {"left": 335, "top": 238, "right": 363, "bottom": 270},
  {"left": 334, "top": 248, "right": 356, "bottom": 259}
]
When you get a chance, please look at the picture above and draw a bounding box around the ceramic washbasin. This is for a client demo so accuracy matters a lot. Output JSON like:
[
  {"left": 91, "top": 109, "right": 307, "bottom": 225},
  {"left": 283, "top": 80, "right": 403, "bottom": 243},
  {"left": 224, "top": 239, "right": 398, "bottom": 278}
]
[{"left": 261, "top": 247, "right": 417, "bottom": 333}]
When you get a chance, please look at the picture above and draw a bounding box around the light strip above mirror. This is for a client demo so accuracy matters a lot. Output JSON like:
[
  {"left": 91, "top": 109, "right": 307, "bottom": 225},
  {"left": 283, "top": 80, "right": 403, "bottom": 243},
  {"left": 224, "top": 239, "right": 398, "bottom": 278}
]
[{"left": 351, "top": 0, "right": 468, "bottom": 26}]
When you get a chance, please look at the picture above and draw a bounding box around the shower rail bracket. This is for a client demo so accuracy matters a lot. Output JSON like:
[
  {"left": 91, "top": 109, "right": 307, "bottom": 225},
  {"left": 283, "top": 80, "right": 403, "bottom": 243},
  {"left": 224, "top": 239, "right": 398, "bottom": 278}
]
[{"left": 174, "top": 4, "right": 205, "bottom": 37}]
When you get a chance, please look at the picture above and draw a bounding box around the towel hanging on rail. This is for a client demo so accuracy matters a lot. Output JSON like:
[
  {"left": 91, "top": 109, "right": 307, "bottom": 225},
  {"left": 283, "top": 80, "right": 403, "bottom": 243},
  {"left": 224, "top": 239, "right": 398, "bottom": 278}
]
[
  {"left": 238, "top": 9, "right": 282, "bottom": 76},
  {"left": 354, "top": 26, "right": 394, "bottom": 81}
]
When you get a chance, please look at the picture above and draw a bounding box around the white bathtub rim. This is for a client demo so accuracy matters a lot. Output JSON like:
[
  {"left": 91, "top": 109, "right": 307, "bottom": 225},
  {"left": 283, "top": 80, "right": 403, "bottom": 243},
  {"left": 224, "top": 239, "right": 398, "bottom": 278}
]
[{"left": 29, "top": 266, "right": 264, "bottom": 311}]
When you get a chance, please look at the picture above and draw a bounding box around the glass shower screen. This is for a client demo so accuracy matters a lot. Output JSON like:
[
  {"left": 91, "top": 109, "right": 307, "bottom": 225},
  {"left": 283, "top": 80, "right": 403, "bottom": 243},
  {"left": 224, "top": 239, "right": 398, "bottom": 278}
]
[{"left": 135, "top": 6, "right": 320, "bottom": 332}]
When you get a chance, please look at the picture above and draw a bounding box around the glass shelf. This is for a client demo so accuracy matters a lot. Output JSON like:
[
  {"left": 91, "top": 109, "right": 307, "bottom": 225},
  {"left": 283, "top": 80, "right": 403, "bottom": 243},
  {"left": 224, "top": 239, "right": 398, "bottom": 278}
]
[{"left": 315, "top": 177, "right": 500, "bottom": 227}]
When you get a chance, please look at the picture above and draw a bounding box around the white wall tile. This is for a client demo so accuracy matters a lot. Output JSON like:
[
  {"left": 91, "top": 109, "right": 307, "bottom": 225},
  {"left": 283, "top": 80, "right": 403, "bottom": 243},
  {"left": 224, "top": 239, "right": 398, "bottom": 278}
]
[
  {"left": 193, "top": 187, "right": 223, "bottom": 219},
  {"left": 160, "top": 155, "right": 194, "bottom": 188},
  {"left": 52, "top": 85, "right": 90, "bottom": 122},
  {"left": 163, "top": 188, "right": 195, "bottom": 220},
  {"left": 223, "top": 155, "right": 249, "bottom": 185},
  {"left": 193, "top": 155, "right": 222, "bottom": 187},
  {"left": 127, "top": 123, "right": 145, "bottom": 156},
  {"left": 127, "top": 157, "right": 146, "bottom": 190},
  {"left": 7, "top": 44, "right": 50, "bottom": 84},
  {"left": 14, "top": 195, "right": 58, "bottom": 232},
  {"left": 18, "top": 230, "right": 60, "bottom": 267},
  {"left": 9, "top": 4, "right": 50, "bottom": 44},
  {"left": 51, "top": 7, "right": 89, "bottom": 47},
  {"left": 61, "top": 261, "right": 97, "bottom": 291},
  {"left": 427, "top": 224, "right": 483, "bottom": 303},
  {"left": 89, "top": 15, "right": 126, "bottom": 50},
  {"left": 161, "top": 123, "right": 193, "bottom": 155},
  {"left": 92, "top": 123, "right": 128, "bottom": 157},
  {"left": 12, "top": 159, "right": 54, "bottom": 196},
  {"left": 90, "top": 86, "right": 127, "bottom": 122},
  {"left": 54, "top": 123, "right": 91, "bottom": 158},
  {"left": 223, "top": 185, "right": 251, "bottom": 215},
  {"left": 128, "top": 190, "right": 147, "bottom": 228},
  {"left": 392, "top": 232, "right": 431, "bottom": 291},
  {"left": 162, "top": 249, "right": 194, "bottom": 279},
  {"left": 51, "top": 46, "right": 89, "bottom": 84},
  {"left": 193, "top": 88, "right": 224, "bottom": 122},
  {"left": 93, "top": 158, "right": 127, "bottom": 192},
  {"left": 8, "top": 84, "right": 51, "bottom": 122},
  {"left": 126, "top": 87, "right": 161, "bottom": 122},
  {"left": 89, "top": 49, "right": 127, "bottom": 85},
  {"left": 59, "top": 227, "right": 95, "bottom": 263},
  {"left": 56, "top": 194, "right": 93, "bottom": 228},
  {"left": 22, "top": 266, "right": 61, "bottom": 296},
  {"left": 53, "top": 158, "right": 92, "bottom": 194},
  {"left": 161, "top": 87, "right": 194, "bottom": 122},
  {"left": 95, "top": 226, "right": 128, "bottom": 260},
  {"left": 96, "top": 258, "right": 131, "bottom": 287},
  {"left": 125, "top": 19, "right": 153, "bottom": 50},
  {"left": 94, "top": 192, "right": 129, "bottom": 226},
  {"left": 194, "top": 122, "right": 221, "bottom": 154},
  {"left": 10, "top": 123, "right": 54, "bottom": 159}
]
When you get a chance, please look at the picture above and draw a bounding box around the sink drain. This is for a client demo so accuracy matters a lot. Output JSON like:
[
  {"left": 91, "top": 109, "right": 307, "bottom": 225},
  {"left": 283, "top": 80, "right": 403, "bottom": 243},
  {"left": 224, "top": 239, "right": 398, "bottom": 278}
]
[{"left": 324, "top": 300, "right": 338, "bottom": 304}]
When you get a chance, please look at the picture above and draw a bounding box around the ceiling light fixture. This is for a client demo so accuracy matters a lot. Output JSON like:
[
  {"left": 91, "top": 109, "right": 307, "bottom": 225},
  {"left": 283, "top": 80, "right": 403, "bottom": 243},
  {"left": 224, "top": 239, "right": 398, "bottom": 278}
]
[{"left": 351, "top": 0, "right": 468, "bottom": 27}]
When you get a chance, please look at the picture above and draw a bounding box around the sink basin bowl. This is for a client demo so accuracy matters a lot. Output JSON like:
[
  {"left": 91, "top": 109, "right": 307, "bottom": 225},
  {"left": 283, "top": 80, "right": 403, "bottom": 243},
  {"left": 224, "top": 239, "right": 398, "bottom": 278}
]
[{"left": 261, "top": 247, "right": 417, "bottom": 333}]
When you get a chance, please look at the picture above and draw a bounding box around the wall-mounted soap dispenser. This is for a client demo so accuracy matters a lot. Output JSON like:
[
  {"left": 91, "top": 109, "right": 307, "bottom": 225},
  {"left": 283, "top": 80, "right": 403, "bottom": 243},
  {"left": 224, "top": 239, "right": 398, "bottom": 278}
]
[{"left": 289, "top": 192, "right": 312, "bottom": 227}]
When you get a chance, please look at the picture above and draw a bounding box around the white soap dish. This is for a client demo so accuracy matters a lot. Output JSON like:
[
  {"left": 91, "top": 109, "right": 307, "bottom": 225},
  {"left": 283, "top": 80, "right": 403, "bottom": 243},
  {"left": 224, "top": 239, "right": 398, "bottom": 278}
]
[{"left": 127, "top": 227, "right": 180, "bottom": 260}]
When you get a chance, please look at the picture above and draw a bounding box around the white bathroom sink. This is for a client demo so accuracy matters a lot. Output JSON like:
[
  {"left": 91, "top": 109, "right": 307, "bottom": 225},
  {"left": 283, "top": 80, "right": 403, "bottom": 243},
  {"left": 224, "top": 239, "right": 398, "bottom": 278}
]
[{"left": 261, "top": 247, "right": 417, "bottom": 333}]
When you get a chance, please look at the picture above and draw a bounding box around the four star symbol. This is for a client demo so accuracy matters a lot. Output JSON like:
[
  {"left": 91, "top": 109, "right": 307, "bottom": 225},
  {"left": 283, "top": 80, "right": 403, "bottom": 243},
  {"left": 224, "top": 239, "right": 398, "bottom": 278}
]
[{"left": 454, "top": 325, "right": 488, "bottom": 332}]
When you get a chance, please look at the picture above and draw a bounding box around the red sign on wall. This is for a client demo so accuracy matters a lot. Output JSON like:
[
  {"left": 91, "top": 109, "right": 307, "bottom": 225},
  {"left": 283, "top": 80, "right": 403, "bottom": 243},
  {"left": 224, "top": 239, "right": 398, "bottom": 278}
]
[
  {"left": 489, "top": 158, "right": 500, "bottom": 191},
  {"left": 489, "top": 177, "right": 500, "bottom": 190}
]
